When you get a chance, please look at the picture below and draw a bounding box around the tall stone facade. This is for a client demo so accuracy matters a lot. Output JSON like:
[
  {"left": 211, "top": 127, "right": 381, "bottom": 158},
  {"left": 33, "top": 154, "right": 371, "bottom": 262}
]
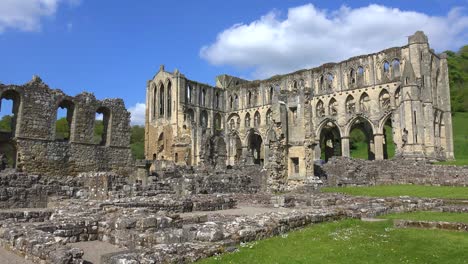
[
  {"left": 145, "top": 31, "right": 454, "bottom": 188},
  {"left": 0, "top": 76, "right": 133, "bottom": 176}
]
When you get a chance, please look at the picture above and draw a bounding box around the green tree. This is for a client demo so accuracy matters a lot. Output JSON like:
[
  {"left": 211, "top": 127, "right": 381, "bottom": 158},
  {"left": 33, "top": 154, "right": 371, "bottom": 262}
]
[
  {"left": 55, "top": 117, "right": 70, "bottom": 140},
  {"left": 130, "top": 125, "right": 145, "bottom": 159},
  {"left": 446, "top": 46, "right": 468, "bottom": 112},
  {"left": 0, "top": 115, "right": 12, "bottom": 132}
]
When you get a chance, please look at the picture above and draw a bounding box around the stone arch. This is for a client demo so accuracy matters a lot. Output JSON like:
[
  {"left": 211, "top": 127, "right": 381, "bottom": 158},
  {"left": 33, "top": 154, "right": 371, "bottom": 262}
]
[
  {"left": 228, "top": 131, "right": 242, "bottom": 164},
  {"left": 346, "top": 116, "right": 375, "bottom": 160},
  {"left": 246, "top": 128, "right": 264, "bottom": 165},
  {"left": 359, "top": 92, "right": 371, "bottom": 113},
  {"left": 378, "top": 113, "right": 396, "bottom": 159},
  {"left": 254, "top": 111, "right": 261, "bottom": 127},
  {"left": 392, "top": 59, "right": 401, "bottom": 78},
  {"left": 0, "top": 89, "right": 22, "bottom": 136},
  {"left": 394, "top": 86, "right": 401, "bottom": 106},
  {"left": 167, "top": 80, "right": 172, "bottom": 118},
  {"left": 316, "top": 99, "right": 325, "bottom": 117},
  {"left": 328, "top": 98, "right": 338, "bottom": 116},
  {"left": 345, "top": 95, "right": 355, "bottom": 114},
  {"left": 95, "top": 106, "right": 111, "bottom": 146},
  {"left": 55, "top": 99, "right": 75, "bottom": 141},
  {"left": 357, "top": 66, "right": 364, "bottom": 85},
  {"left": 317, "top": 119, "right": 342, "bottom": 162},
  {"left": 0, "top": 89, "right": 21, "bottom": 168},
  {"left": 245, "top": 112, "right": 251, "bottom": 128},
  {"left": 227, "top": 113, "right": 240, "bottom": 130},
  {"left": 349, "top": 68, "right": 356, "bottom": 86},
  {"left": 158, "top": 81, "right": 165, "bottom": 116},
  {"left": 152, "top": 84, "right": 157, "bottom": 119},
  {"left": 379, "top": 89, "right": 391, "bottom": 111},
  {"left": 200, "top": 110, "right": 208, "bottom": 128},
  {"left": 186, "top": 84, "right": 192, "bottom": 104},
  {"left": 214, "top": 113, "right": 222, "bottom": 130},
  {"left": 265, "top": 108, "right": 273, "bottom": 125}
]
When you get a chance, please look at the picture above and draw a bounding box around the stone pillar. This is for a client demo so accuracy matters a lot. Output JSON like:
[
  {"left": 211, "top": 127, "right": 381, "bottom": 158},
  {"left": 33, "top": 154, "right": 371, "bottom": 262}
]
[
  {"left": 341, "top": 137, "right": 350, "bottom": 158},
  {"left": 374, "top": 134, "right": 384, "bottom": 160}
]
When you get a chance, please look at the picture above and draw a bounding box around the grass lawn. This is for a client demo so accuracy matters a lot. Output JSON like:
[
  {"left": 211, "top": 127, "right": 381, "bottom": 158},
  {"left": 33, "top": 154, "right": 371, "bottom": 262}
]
[
  {"left": 380, "top": 211, "right": 468, "bottom": 223},
  {"left": 321, "top": 185, "right": 468, "bottom": 199},
  {"left": 198, "top": 219, "right": 468, "bottom": 264}
]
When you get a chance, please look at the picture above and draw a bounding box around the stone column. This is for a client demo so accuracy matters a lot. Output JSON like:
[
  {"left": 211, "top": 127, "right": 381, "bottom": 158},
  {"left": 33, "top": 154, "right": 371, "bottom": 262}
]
[
  {"left": 374, "top": 134, "right": 384, "bottom": 160},
  {"left": 341, "top": 137, "right": 350, "bottom": 158}
]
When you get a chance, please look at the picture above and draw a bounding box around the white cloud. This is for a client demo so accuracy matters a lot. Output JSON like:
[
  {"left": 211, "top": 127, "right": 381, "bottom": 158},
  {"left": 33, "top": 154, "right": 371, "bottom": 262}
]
[
  {"left": 129, "top": 103, "right": 146, "bottom": 126},
  {"left": 0, "top": 0, "right": 80, "bottom": 33},
  {"left": 200, "top": 4, "right": 468, "bottom": 79}
]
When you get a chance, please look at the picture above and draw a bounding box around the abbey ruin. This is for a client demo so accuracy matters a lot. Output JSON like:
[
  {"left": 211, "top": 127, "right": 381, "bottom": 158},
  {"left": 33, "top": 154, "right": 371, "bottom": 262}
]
[
  {"left": 146, "top": 31, "right": 454, "bottom": 188},
  {"left": 0, "top": 31, "right": 464, "bottom": 264}
]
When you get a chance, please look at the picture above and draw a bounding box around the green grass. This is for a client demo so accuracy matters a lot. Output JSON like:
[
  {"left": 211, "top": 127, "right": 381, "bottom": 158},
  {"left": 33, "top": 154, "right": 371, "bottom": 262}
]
[
  {"left": 380, "top": 211, "right": 468, "bottom": 223},
  {"left": 198, "top": 219, "right": 468, "bottom": 264},
  {"left": 437, "top": 112, "right": 468, "bottom": 165},
  {"left": 321, "top": 185, "right": 468, "bottom": 199}
]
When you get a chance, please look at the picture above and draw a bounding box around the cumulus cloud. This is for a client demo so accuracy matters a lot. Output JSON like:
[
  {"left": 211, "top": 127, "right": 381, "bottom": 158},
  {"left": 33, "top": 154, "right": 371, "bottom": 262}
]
[
  {"left": 129, "top": 103, "right": 146, "bottom": 126},
  {"left": 200, "top": 4, "right": 468, "bottom": 78},
  {"left": 0, "top": 0, "right": 80, "bottom": 33}
]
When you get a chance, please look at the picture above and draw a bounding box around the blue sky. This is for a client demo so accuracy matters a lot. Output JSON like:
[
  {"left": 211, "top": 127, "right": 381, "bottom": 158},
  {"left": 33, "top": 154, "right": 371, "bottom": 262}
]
[{"left": 0, "top": 0, "right": 467, "bottom": 124}]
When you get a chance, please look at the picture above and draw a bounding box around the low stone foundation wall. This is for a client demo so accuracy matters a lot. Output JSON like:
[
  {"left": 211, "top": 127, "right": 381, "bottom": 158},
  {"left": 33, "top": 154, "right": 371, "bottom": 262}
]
[
  {"left": 320, "top": 157, "right": 468, "bottom": 186},
  {"left": 394, "top": 219, "right": 468, "bottom": 232}
]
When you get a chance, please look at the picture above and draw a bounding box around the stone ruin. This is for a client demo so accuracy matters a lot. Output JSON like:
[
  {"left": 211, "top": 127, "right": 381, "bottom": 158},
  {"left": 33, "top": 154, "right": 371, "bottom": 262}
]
[
  {"left": 145, "top": 31, "right": 454, "bottom": 192},
  {"left": 0, "top": 76, "right": 133, "bottom": 176},
  {"left": 0, "top": 31, "right": 465, "bottom": 264}
]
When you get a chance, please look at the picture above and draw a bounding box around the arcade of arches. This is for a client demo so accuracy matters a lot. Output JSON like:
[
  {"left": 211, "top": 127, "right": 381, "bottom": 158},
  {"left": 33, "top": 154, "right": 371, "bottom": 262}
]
[{"left": 145, "top": 32, "right": 454, "bottom": 189}]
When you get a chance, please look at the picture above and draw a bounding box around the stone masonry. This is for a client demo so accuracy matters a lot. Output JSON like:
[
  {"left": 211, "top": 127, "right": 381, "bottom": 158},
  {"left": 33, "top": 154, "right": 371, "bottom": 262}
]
[
  {"left": 0, "top": 76, "right": 134, "bottom": 176},
  {"left": 145, "top": 31, "right": 454, "bottom": 191}
]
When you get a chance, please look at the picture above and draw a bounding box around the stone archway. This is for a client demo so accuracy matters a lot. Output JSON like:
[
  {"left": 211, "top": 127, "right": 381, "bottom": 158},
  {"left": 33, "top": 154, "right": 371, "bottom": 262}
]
[
  {"left": 347, "top": 117, "right": 375, "bottom": 160},
  {"left": 247, "top": 129, "right": 264, "bottom": 165},
  {"left": 318, "top": 121, "right": 341, "bottom": 162}
]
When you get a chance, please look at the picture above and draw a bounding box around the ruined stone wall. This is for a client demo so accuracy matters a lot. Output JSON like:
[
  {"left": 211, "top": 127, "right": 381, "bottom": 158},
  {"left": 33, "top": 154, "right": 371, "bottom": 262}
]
[
  {"left": 145, "top": 31, "right": 454, "bottom": 190},
  {"left": 0, "top": 76, "right": 133, "bottom": 176},
  {"left": 321, "top": 157, "right": 468, "bottom": 187}
]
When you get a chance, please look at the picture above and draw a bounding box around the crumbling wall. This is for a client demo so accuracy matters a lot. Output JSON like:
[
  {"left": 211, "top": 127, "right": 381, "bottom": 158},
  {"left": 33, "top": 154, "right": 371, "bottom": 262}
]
[
  {"left": 321, "top": 157, "right": 468, "bottom": 186},
  {"left": 0, "top": 76, "right": 133, "bottom": 176}
]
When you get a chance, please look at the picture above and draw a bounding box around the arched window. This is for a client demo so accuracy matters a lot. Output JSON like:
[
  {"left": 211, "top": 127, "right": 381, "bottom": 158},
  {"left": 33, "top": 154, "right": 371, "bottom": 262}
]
[
  {"left": 392, "top": 59, "right": 400, "bottom": 78},
  {"left": 326, "top": 73, "right": 334, "bottom": 90},
  {"left": 316, "top": 100, "right": 325, "bottom": 117},
  {"left": 215, "top": 92, "right": 220, "bottom": 109},
  {"left": 379, "top": 90, "right": 391, "bottom": 110},
  {"left": 329, "top": 98, "right": 338, "bottom": 116},
  {"left": 234, "top": 94, "right": 239, "bottom": 110},
  {"left": 254, "top": 111, "right": 261, "bottom": 127},
  {"left": 159, "top": 83, "right": 165, "bottom": 116},
  {"left": 266, "top": 109, "right": 272, "bottom": 125},
  {"left": 248, "top": 91, "right": 252, "bottom": 107},
  {"left": 360, "top": 93, "right": 371, "bottom": 113},
  {"left": 245, "top": 113, "right": 251, "bottom": 127},
  {"left": 230, "top": 96, "right": 234, "bottom": 110},
  {"left": 201, "top": 88, "right": 206, "bottom": 106},
  {"left": 186, "top": 85, "right": 192, "bottom": 104},
  {"left": 152, "top": 86, "right": 157, "bottom": 119},
  {"left": 349, "top": 69, "right": 355, "bottom": 85},
  {"left": 200, "top": 110, "right": 208, "bottom": 128},
  {"left": 269, "top": 86, "right": 273, "bottom": 103},
  {"left": 167, "top": 81, "right": 172, "bottom": 118},
  {"left": 94, "top": 107, "right": 110, "bottom": 146},
  {"left": 56, "top": 100, "right": 74, "bottom": 141},
  {"left": 230, "top": 118, "right": 235, "bottom": 129},
  {"left": 319, "top": 75, "right": 324, "bottom": 91},
  {"left": 383, "top": 61, "right": 390, "bottom": 73},
  {"left": 345, "top": 95, "right": 355, "bottom": 114}
]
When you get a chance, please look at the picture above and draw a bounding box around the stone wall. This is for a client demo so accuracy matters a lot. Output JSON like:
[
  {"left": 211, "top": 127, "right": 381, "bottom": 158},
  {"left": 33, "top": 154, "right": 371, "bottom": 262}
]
[
  {"left": 320, "top": 157, "right": 468, "bottom": 186},
  {"left": 0, "top": 76, "right": 134, "bottom": 176}
]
